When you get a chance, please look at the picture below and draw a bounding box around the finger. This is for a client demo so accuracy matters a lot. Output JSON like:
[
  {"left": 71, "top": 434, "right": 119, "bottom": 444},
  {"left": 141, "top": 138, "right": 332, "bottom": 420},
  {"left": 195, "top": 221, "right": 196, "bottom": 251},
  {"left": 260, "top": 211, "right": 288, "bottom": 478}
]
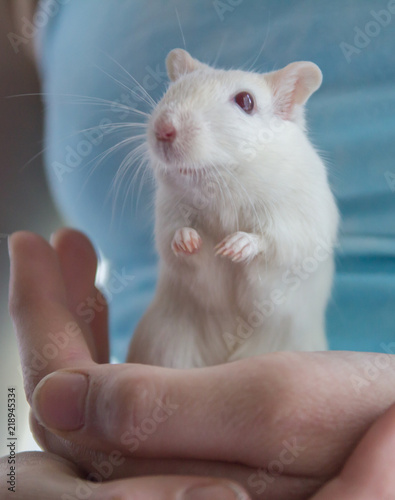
[
  {"left": 31, "top": 352, "right": 395, "bottom": 474},
  {"left": 89, "top": 287, "right": 109, "bottom": 364},
  {"left": 0, "top": 451, "right": 85, "bottom": 500},
  {"left": 32, "top": 360, "right": 270, "bottom": 458},
  {"left": 51, "top": 228, "right": 109, "bottom": 363},
  {"left": 50, "top": 228, "right": 98, "bottom": 312},
  {"left": 8, "top": 231, "right": 94, "bottom": 403},
  {"left": 97, "top": 476, "right": 249, "bottom": 500},
  {"left": 311, "top": 401, "right": 395, "bottom": 500},
  {"left": 29, "top": 355, "right": 322, "bottom": 462},
  {"left": 30, "top": 410, "right": 322, "bottom": 500},
  {"left": 0, "top": 452, "right": 249, "bottom": 500}
]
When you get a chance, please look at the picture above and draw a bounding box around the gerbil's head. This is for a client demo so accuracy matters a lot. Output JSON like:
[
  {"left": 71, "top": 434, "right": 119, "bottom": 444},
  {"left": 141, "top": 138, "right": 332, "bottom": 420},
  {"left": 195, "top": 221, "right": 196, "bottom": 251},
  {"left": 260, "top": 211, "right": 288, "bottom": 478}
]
[{"left": 147, "top": 48, "right": 322, "bottom": 182}]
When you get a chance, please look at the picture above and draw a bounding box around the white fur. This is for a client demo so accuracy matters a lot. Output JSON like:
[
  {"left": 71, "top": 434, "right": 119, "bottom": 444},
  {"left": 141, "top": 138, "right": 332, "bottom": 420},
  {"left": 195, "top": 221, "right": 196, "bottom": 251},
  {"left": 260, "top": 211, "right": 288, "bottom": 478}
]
[{"left": 127, "top": 50, "right": 339, "bottom": 368}]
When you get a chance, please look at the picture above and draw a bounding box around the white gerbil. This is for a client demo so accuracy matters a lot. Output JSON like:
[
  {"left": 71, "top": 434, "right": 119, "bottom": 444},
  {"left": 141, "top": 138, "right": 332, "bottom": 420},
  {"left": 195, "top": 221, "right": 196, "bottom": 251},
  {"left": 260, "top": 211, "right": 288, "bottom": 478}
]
[{"left": 127, "top": 49, "right": 339, "bottom": 368}]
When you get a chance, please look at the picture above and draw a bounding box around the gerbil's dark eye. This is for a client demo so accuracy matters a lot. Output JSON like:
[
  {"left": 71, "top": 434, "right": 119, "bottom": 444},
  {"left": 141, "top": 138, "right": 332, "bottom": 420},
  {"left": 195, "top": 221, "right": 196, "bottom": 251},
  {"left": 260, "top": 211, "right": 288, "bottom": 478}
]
[{"left": 234, "top": 91, "right": 255, "bottom": 114}]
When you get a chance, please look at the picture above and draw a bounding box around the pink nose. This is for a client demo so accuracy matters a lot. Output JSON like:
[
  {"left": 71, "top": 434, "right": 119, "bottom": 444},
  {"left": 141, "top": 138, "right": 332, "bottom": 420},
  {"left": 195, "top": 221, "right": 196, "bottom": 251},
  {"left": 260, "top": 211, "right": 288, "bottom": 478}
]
[{"left": 155, "top": 121, "right": 177, "bottom": 142}]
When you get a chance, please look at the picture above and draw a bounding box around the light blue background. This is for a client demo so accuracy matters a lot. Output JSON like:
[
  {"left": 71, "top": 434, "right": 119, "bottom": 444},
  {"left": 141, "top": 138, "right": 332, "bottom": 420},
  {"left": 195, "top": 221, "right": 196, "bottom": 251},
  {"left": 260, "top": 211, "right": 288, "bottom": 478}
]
[{"left": 37, "top": 0, "right": 395, "bottom": 360}]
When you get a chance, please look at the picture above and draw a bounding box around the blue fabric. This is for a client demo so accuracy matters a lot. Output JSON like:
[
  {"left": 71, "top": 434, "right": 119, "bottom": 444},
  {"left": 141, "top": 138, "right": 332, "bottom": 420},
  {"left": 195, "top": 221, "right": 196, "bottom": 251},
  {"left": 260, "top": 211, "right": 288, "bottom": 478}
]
[{"left": 37, "top": 0, "right": 395, "bottom": 361}]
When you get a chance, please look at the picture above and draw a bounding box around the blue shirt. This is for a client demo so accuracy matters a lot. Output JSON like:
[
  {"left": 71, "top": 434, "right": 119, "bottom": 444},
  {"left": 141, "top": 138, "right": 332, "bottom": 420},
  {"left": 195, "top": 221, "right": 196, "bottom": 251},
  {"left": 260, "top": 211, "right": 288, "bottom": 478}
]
[{"left": 37, "top": 0, "right": 395, "bottom": 361}]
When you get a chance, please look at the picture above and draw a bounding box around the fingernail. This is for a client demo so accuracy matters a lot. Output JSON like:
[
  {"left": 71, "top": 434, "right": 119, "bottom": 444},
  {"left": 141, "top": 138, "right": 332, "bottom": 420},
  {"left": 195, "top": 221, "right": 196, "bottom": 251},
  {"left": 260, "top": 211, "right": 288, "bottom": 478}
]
[
  {"left": 33, "top": 372, "right": 88, "bottom": 431},
  {"left": 184, "top": 483, "right": 248, "bottom": 500}
]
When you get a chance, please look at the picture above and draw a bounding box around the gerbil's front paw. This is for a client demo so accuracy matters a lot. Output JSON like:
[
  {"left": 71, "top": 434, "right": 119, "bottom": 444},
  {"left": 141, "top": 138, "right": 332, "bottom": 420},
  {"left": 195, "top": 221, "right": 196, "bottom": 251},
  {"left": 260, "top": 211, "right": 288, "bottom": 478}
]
[
  {"left": 215, "top": 231, "right": 260, "bottom": 263},
  {"left": 172, "top": 227, "right": 202, "bottom": 256}
]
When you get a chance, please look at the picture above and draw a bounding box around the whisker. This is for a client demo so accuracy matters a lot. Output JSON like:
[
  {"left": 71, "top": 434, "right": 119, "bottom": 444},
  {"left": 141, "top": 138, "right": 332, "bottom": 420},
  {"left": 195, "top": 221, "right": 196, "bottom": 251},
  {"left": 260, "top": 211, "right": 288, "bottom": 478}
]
[
  {"left": 7, "top": 92, "right": 150, "bottom": 118},
  {"left": 94, "top": 65, "right": 155, "bottom": 110},
  {"left": 131, "top": 153, "right": 153, "bottom": 213},
  {"left": 243, "top": 13, "right": 271, "bottom": 72},
  {"left": 100, "top": 52, "right": 158, "bottom": 109},
  {"left": 175, "top": 6, "right": 187, "bottom": 50},
  {"left": 120, "top": 150, "right": 151, "bottom": 218},
  {"left": 78, "top": 135, "right": 146, "bottom": 198},
  {"left": 19, "top": 120, "right": 146, "bottom": 172},
  {"left": 212, "top": 35, "right": 226, "bottom": 67},
  {"left": 114, "top": 148, "right": 149, "bottom": 210},
  {"left": 88, "top": 122, "right": 147, "bottom": 130},
  {"left": 111, "top": 142, "right": 149, "bottom": 206}
]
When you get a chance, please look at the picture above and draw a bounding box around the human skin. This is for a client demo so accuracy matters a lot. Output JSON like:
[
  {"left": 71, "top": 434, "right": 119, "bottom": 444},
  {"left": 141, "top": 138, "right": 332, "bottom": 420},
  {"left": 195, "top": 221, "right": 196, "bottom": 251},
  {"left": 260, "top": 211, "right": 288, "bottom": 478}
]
[{"left": 6, "top": 229, "right": 395, "bottom": 499}]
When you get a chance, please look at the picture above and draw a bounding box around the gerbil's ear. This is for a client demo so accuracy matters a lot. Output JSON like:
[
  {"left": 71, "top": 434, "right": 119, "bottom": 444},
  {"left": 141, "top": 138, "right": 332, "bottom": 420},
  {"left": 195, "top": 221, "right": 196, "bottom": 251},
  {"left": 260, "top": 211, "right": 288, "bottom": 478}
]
[
  {"left": 166, "top": 49, "right": 204, "bottom": 81},
  {"left": 265, "top": 61, "right": 322, "bottom": 120}
]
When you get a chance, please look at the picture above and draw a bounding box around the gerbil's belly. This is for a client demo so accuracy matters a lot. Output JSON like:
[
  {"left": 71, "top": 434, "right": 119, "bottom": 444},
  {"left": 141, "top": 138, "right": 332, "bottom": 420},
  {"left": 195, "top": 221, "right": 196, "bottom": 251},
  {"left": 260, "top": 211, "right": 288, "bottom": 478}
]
[
  {"left": 167, "top": 241, "right": 262, "bottom": 315},
  {"left": 144, "top": 238, "right": 331, "bottom": 366}
]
